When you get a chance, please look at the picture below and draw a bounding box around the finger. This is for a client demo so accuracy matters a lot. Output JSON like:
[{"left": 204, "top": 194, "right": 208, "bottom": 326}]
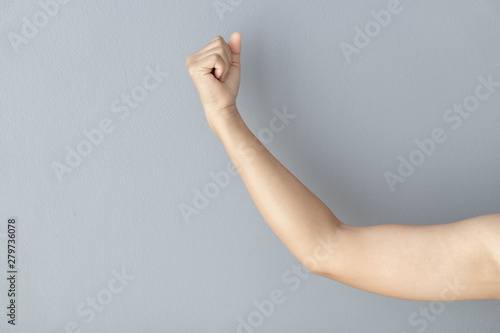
[
  {"left": 219, "top": 45, "right": 233, "bottom": 81},
  {"left": 195, "top": 53, "right": 226, "bottom": 80},
  {"left": 197, "top": 36, "right": 233, "bottom": 66},
  {"left": 197, "top": 36, "right": 232, "bottom": 61},
  {"left": 186, "top": 36, "right": 224, "bottom": 66},
  {"left": 190, "top": 47, "right": 231, "bottom": 79},
  {"left": 205, "top": 46, "right": 232, "bottom": 71},
  {"left": 227, "top": 32, "right": 241, "bottom": 68},
  {"left": 199, "top": 42, "right": 233, "bottom": 75},
  {"left": 208, "top": 40, "right": 232, "bottom": 81}
]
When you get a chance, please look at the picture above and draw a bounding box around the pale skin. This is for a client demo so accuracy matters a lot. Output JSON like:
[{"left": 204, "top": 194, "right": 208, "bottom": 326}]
[{"left": 185, "top": 32, "right": 500, "bottom": 301}]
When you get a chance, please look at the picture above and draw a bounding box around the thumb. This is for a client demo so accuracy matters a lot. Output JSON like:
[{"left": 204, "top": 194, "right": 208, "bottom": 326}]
[{"left": 228, "top": 32, "right": 241, "bottom": 66}]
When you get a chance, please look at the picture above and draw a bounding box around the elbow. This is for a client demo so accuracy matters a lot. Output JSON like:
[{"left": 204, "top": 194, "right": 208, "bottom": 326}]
[
  {"left": 299, "top": 220, "right": 348, "bottom": 278},
  {"left": 299, "top": 233, "right": 344, "bottom": 278},
  {"left": 301, "top": 259, "right": 324, "bottom": 276},
  {"left": 302, "top": 259, "right": 338, "bottom": 278}
]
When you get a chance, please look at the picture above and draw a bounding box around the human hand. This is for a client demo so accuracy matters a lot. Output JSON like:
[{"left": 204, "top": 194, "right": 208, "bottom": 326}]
[{"left": 186, "top": 32, "right": 242, "bottom": 129}]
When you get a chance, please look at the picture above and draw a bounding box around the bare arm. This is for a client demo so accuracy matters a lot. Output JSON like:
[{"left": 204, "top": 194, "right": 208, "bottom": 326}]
[
  {"left": 214, "top": 108, "right": 500, "bottom": 301},
  {"left": 328, "top": 214, "right": 500, "bottom": 301},
  {"left": 213, "top": 109, "right": 342, "bottom": 270},
  {"left": 186, "top": 32, "right": 500, "bottom": 301}
]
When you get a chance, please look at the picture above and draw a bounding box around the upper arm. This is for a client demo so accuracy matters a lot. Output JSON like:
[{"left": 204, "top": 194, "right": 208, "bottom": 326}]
[{"left": 317, "top": 214, "right": 500, "bottom": 301}]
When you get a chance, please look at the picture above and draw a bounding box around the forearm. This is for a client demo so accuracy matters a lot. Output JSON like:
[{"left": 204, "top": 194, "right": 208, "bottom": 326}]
[{"left": 211, "top": 107, "right": 342, "bottom": 271}]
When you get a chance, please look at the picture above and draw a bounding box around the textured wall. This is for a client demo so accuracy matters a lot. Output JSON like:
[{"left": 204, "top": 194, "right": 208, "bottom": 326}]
[{"left": 0, "top": 0, "right": 499, "bottom": 332}]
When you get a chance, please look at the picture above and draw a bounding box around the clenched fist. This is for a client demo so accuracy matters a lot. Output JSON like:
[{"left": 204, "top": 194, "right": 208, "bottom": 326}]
[{"left": 186, "top": 32, "right": 242, "bottom": 130}]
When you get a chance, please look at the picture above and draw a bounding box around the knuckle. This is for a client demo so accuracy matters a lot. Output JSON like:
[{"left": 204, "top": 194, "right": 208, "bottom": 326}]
[
  {"left": 215, "top": 45, "right": 226, "bottom": 55},
  {"left": 209, "top": 53, "right": 221, "bottom": 62},
  {"left": 213, "top": 38, "right": 224, "bottom": 46}
]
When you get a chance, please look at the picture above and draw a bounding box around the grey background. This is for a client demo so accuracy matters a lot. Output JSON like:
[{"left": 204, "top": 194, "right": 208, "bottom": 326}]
[{"left": 1, "top": 0, "right": 499, "bottom": 332}]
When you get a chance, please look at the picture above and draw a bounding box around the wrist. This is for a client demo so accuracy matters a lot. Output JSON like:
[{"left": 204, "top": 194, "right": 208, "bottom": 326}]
[{"left": 207, "top": 105, "right": 244, "bottom": 137}]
